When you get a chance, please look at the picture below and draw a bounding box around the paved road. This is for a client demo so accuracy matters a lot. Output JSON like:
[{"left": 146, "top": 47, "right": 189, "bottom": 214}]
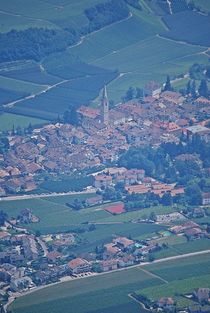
[{"left": 0, "top": 188, "right": 97, "bottom": 201}]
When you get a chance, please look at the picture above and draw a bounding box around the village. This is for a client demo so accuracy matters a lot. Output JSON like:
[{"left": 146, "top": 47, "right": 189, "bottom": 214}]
[
  {"left": 0, "top": 84, "right": 210, "bottom": 197},
  {"left": 0, "top": 83, "right": 210, "bottom": 312}
]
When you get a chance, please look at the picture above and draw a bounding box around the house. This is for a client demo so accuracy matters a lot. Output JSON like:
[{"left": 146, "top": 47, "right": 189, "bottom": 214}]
[
  {"left": 85, "top": 195, "right": 103, "bottom": 206},
  {"left": 46, "top": 251, "right": 62, "bottom": 263},
  {"left": 10, "top": 276, "right": 33, "bottom": 291},
  {"left": 202, "top": 193, "right": 210, "bottom": 205},
  {"left": 104, "top": 243, "right": 120, "bottom": 255},
  {"left": 113, "top": 237, "right": 135, "bottom": 250},
  {"left": 194, "top": 288, "right": 210, "bottom": 303},
  {"left": 157, "top": 297, "right": 174, "bottom": 309},
  {"left": 118, "top": 255, "right": 135, "bottom": 267},
  {"left": 161, "top": 91, "right": 184, "bottom": 105},
  {"left": 68, "top": 258, "right": 91, "bottom": 274},
  {"left": 184, "top": 228, "right": 204, "bottom": 241},
  {"left": 192, "top": 208, "right": 205, "bottom": 218},
  {"left": 100, "top": 259, "right": 118, "bottom": 272},
  {"left": 94, "top": 175, "right": 112, "bottom": 189},
  {"left": 186, "top": 126, "right": 210, "bottom": 142}
]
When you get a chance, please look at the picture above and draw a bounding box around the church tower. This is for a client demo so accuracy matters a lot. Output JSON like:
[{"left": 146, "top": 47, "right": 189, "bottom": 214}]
[{"left": 101, "top": 85, "right": 109, "bottom": 125}]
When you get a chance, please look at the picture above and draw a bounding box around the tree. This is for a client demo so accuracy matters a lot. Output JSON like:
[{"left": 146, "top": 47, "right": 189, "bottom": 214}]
[
  {"left": 191, "top": 80, "right": 197, "bottom": 99},
  {"left": 163, "top": 75, "right": 172, "bottom": 91},
  {"left": 149, "top": 212, "right": 157, "bottom": 222},
  {"left": 186, "top": 80, "right": 191, "bottom": 95},
  {"left": 16, "top": 126, "right": 22, "bottom": 136},
  {"left": 63, "top": 107, "right": 79, "bottom": 126},
  {"left": 198, "top": 79, "right": 208, "bottom": 98},
  {"left": 162, "top": 192, "right": 173, "bottom": 206},
  {"left": 27, "top": 123, "right": 33, "bottom": 134},
  {"left": 185, "top": 184, "right": 202, "bottom": 205},
  {"left": 123, "top": 87, "right": 135, "bottom": 101},
  {"left": 0, "top": 211, "right": 8, "bottom": 226}
]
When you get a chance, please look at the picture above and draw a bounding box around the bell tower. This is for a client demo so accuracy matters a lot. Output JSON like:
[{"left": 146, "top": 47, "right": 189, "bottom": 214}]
[{"left": 101, "top": 85, "right": 109, "bottom": 125}]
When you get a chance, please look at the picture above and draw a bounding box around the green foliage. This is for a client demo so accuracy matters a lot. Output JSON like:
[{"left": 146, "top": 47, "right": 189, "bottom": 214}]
[
  {"left": 63, "top": 107, "right": 79, "bottom": 126},
  {"left": 0, "top": 211, "right": 7, "bottom": 226},
  {"left": 185, "top": 183, "right": 202, "bottom": 205},
  {"left": 0, "top": 136, "right": 9, "bottom": 153},
  {"left": 198, "top": 79, "right": 208, "bottom": 98},
  {"left": 84, "top": 0, "right": 129, "bottom": 33},
  {"left": 163, "top": 75, "right": 173, "bottom": 92},
  {"left": 189, "top": 63, "right": 205, "bottom": 80},
  {"left": 0, "top": 28, "right": 79, "bottom": 63},
  {"left": 118, "top": 147, "right": 155, "bottom": 176}
]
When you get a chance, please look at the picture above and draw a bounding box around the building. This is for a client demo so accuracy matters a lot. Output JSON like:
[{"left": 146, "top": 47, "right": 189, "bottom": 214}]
[
  {"left": 194, "top": 288, "right": 210, "bottom": 303},
  {"left": 202, "top": 193, "right": 210, "bottom": 205},
  {"left": 186, "top": 125, "right": 210, "bottom": 142},
  {"left": 144, "top": 81, "right": 161, "bottom": 97},
  {"left": 68, "top": 258, "right": 91, "bottom": 274},
  {"left": 113, "top": 237, "right": 135, "bottom": 250},
  {"left": 100, "top": 259, "right": 118, "bottom": 272},
  {"left": 157, "top": 297, "right": 174, "bottom": 309},
  {"left": 100, "top": 85, "right": 109, "bottom": 125},
  {"left": 94, "top": 175, "right": 112, "bottom": 189}
]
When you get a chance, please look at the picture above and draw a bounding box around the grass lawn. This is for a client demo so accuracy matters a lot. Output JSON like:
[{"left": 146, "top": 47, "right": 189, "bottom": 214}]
[{"left": 0, "top": 112, "right": 48, "bottom": 132}]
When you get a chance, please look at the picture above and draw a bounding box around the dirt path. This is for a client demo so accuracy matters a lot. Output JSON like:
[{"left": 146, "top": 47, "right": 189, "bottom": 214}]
[
  {"left": 128, "top": 293, "right": 151, "bottom": 311},
  {"left": 2, "top": 79, "right": 68, "bottom": 108},
  {"left": 138, "top": 267, "right": 168, "bottom": 283}
]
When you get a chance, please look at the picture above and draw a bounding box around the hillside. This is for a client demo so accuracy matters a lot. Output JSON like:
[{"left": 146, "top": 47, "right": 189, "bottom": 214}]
[{"left": 0, "top": 0, "right": 209, "bottom": 124}]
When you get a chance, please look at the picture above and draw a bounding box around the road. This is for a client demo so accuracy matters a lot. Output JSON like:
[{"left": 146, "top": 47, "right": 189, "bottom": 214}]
[{"left": 0, "top": 188, "right": 97, "bottom": 202}]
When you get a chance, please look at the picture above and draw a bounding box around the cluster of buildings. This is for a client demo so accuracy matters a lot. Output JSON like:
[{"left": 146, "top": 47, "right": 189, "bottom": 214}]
[
  {"left": 94, "top": 166, "right": 184, "bottom": 197},
  {"left": 0, "top": 86, "right": 210, "bottom": 196}
]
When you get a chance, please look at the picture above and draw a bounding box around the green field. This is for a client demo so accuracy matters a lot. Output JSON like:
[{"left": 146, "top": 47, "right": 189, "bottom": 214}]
[
  {"left": 0, "top": 112, "right": 48, "bottom": 132},
  {"left": 0, "top": 1, "right": 209, "bottom": 116},
  {"left": 0, "top": 196, "right": 164, "bottom": 237},
  {"left": 0, "top": 0, "right": 101, "bottom": 32},
  {"left": 136, "top": 253, "right": 210, "bottom": 308},
  {"left": 10, "top": 253, "right": 210, "bottom": 313},
  {"left": 189, "top": 0, "right": 210, "bottom": 13}
]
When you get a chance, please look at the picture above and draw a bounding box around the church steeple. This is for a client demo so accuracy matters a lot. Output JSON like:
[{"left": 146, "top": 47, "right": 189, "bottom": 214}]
[{"left": 101, "top": 85, "right": 109, "bottom": 125}]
